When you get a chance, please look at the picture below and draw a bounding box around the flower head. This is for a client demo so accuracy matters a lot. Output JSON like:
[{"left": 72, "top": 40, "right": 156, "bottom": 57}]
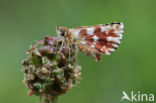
[{"left": 22, "top": 36, "right": 81, "bottom": 103}]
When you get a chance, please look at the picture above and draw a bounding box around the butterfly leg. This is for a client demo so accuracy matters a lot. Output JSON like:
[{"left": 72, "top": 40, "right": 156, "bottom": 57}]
[
  {"left": 60, "top": 39, "right": 65, "bottom": 50},
  {"left": 65, "top": 38, "right": 71, "bottom": 61},
  {"left": 75, "top": 47, "right": 79, "bottom": 65},
  {"left": 57, "top": 39, "right": 66, "bottom": 59},
  {"left": 68, "top": 45, "right": 71, "bottom": 60}
]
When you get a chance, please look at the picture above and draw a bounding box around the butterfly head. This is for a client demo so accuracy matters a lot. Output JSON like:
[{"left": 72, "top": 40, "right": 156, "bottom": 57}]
[{"left": 56, "top": 26, "right": 67, "bottom": 38}]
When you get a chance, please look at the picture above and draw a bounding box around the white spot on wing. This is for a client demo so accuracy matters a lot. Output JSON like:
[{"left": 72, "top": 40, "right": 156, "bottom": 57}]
[
  {"left": 74, "top": 30, "right": 81, "bottom": 38},
  {"left": 93, "top": 35, "right": 99, "bottom": 42},
  {"left": 107, "top": 37, "right": 121, "bottom": 44},
  {"left": 82, "top": 38, "right": 86, "bottom": 40},
  {"left": 105, "top": 31, "right": 109, "bottom": 35},
  {"left": 119, "top": 30, "right": 124, "bottom": 34},
  {"left": 112, "top": 44, "right": 119, "bottom": 48},
  {"left": 113, "top": 24, "right": 117, "bottom": 29},
  {"left": 105, "top": 51, "right": 111, "bottom": 55},
  {"left": 109, "top": 48, "right": 115, "bottom": 52},
  {"left": 87, "top": 28, "right": 94, "bottom": 35},
  {"left": 80, "top": 41, "right": 86, "bottom": 45},
  {"left": 114, "top": 30, "right": 124, "bottom": 37},
  {"left": 120, "top": 23, "right": 124, "bottom": 29},
  {"left": 119, "top": 35, "right": 123, "bottom": 39},
  {"left": 101, "top": 26, "right": 107, "bottom": 32},
  {"left": 106, "top": 25, "right": 111, "bottom": 29},
  {"left": 91, "top": 45, "right": 95, "bottom": 48},
  {"left": 103, "top": 46, "right": 106, "bottom": 48},
  {"left": 100, "top": 48, "right": 104, "bottom": 52}
]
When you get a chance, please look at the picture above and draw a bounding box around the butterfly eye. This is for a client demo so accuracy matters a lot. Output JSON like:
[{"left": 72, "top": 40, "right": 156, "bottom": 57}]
[
  {"left": 61, "top": 31, "right": 65, "bottom": 36},
  {"left": 60, "top": 29, "right": 65, "bottom": 36}
]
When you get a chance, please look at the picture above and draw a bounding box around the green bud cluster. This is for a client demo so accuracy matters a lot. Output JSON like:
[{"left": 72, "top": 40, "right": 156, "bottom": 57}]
[{"left": 22, "top": 36, "right": 81, "bottom": 102}]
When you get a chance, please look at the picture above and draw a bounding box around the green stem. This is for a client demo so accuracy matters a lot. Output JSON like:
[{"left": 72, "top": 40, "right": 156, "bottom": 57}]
[{"left": 52, "top": 96, "right": 58, "bottom": 103}]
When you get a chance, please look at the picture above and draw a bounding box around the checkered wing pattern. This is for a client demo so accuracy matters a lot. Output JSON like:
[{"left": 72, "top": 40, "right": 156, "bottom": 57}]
[{"left": 77, "top": 22, "right": 124, "bottom": 61}]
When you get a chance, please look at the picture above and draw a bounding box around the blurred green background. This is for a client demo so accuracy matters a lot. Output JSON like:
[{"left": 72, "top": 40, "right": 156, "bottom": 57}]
[{"left": 0, "top": 0, "right": 156, "bottom": 103}]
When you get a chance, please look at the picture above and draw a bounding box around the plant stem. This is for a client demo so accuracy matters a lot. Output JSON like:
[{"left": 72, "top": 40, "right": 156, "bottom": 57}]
[{"left": 52, "top": 96, "right": 58, "bottom": 103}]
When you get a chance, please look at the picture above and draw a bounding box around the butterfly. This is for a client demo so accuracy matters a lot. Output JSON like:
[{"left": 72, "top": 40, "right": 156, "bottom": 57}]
[{"left": 56, "top": 22, "right": 124, "bottom": 61}]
